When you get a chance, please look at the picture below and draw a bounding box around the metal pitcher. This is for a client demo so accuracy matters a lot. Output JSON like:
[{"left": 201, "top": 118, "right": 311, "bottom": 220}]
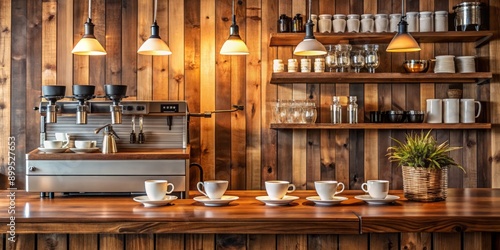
[{"left": 94, "top": 124, "right": 120, "bottom": 154}]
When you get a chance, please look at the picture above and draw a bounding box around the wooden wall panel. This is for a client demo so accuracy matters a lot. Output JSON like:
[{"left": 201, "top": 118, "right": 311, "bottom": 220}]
[
  {"left": 106, "top": 0, "right": 122, "bottom": 87},
  {"left": 126, "top": 234, "right": 154, "bottom": 250},
  {"left": 152, "top": 0, "right": 169, "bottom": 100},
  {"left": 156, "top": 234, "right": 184, "bottom": 250},
  {"left": 137, "top": 0, "right": 153, "bottom": 100},
  {"left": 0, "top": 0, "right": 12, "bottom": 189},
  {"left": 56, "top": 0, "right": 73, "bottom": 89},
  {"left": 122, "top": 0, "right": 138, "bottom": 97},
  {"left": 73, "top": 0, "right": 89, "bottom": 85},
  {"left": 100, "top": 234, "right": 124, "bottom": 250},
  {"left": 69, "top": 234, "right": 98, "bottom": 250},
  {"left": 37, "top": 234, "right": 67, "bottom": 250},
  {"left": 489, "top": 0, "right": 500, "bottom": 188},
  {"left": 41, "top": 1, "right": 57, "bottom": 86},
  {"left": 168, "top": 0, "right": 185, "bottom": 100},
  {"left": 89, "top": 0, "right": 106, "bottom": 94}
]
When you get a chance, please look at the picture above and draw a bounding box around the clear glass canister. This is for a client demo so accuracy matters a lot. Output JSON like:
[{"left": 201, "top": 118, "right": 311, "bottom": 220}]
[
  {"left": 363, "top": 44, "right": 379, "bottom": 73},
  {"left": 419, "top": 11, "right": 433, "bottom": 32},
  {"left": 434, "top": 11, "right": 448, "bottom": 32},
  {"left": 347, "top": 96, "right": 358, "bottom": 124},
  {"left": 333, "top": 14, "right": 347, "bottom": 33},
  {"left": 406, "top": 12, "right": 419, "bottom": 32},
  {"left": 335, "top": 44, "right": 352, "bottom": 72},
  {"left": 374, "top": 14, "right": 388, "bottom": 33},
  {"left": 331, "top": 96, "right": 342, "bottom": 124},
  {"left": 347, "top": 14, "right": 360, "bottom": 33},
  {"left": 360, "top": 14, "right": 374, "bottom": 33},
  {"left": 325, "top": 45, "right": 337, "bottom": 72},
  {"left": 389, "top": 13, "right": 401, "bottom": 32},
  {"left": 350, "top": 47, "right": 365, "bottom": 73}
]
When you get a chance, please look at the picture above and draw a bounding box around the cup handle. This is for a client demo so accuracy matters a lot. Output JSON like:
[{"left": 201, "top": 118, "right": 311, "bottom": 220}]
[
  {"left": 166, "top": 183, "right": 175, "bottom": 194},
  {"left": 287, "top": 184, "right": 296, "bottom": 193},
  {"left": 335, "top": 182, "right": 345, "bottom": 195},
  {"left": 197, "top": 182, "right": 207, "bottom": 197},
  {"left": 475, "top": 101, "right": 482, "bottom": 118},
  {"left": 361, "top": 183, "right": 368, "bottom": 193}
]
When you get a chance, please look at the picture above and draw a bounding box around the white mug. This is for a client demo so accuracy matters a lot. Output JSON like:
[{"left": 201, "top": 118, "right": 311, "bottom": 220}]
[
  {"left": 74, "top": 140, "right": 97, "bottom": 149},
  {"left": 361, "top": 180, "right": 389, "bottom": 199},
  {"left": 197, "top": 180, "right": 228, "bottom": 199},
  {"left": 426, "top": 99, "right": 442, "bottom": 123},
  {"left": 460, "top": 99, "right": 481, "bottom": 123},
  {"left": 145, "top": 180, "right": 175, "bottom": 201},
  {"left": 43, "top": 140, "right": 63, "bottom": 149},
  {"left": 265, "top": 180, "right": 296, "bottom": 200},
  {"left": 443, "top": 98, "right": 459, "bottom": 124},
  {"left": 314, "top": 181, "right": 345, "bottom": 200}
]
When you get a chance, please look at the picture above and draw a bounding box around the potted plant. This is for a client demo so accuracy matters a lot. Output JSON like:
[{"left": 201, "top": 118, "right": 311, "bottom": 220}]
[{"left": 386, "top": 130, "right": 464, "bottom": 202}]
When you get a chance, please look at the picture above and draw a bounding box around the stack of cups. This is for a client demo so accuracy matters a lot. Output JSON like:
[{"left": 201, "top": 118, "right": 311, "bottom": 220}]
[
  {"left": 455, "top": 56, "right": 476, "bottom": 73},
  {"left": 434, "top": 55, "right": 455, "bottom": 73}
]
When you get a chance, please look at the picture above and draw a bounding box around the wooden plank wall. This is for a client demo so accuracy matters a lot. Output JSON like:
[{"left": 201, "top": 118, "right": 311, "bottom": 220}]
[
  {"left": 2, "top": 232, "right": 496, "bottom": 250},
  {"left": 0, "top": 0, "right": 498, "bottom": 190}
]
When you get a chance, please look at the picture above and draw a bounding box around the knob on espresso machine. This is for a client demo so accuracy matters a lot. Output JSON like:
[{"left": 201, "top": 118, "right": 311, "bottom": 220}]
[{"left": 104, "top": 85, "right": 128, "bottom": 124}]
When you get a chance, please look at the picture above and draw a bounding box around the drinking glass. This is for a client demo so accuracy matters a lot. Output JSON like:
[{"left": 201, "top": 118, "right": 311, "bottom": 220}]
[
  {"left": 350, "top": 48, "right": 365, "bottom": 73},
  {"left": 325, "top": 45, "right": 337, "bottom": 72},
  {"left": 335, "top": 44, "right": 352, "bottom": 72},
  {"left": 302, "top": 100, "right": 317, "bottom": 124},
  {"left": 363, "top": 44, "right": 380, "bottom": 73}
]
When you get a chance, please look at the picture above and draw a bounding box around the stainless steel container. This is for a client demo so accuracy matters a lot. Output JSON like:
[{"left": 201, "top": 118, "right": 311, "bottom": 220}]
[{"left": 453, "top": 2, "right": 487, "bottom": 31}]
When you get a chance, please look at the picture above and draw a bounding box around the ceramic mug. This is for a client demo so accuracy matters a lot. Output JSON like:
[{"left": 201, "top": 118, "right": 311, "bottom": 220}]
[
  {"left": 197, "top": 180, "right": 228, "bottom": 199},
  {"left": 74, "top": 140, "right": 97, "bottom": 149},
  {"left": 426, "top": 99, "right": 443, "bottom": 123},
  {"left": 265, "top": 180, "right": 296, "bottom": 200},
  {"left": 43, "top": 140, "right": 63, "bottom": 149},
  {"left": 443, "top": 98, "right": 459, "bottom": 124},
  {"left": 145, "top": 180, "right": 175, "bottom": 201},
  {"left": 361, "top": 180, "right": 389, "bottom": 199},
  {"left": 314, "top": 181, "right": 345, "bottom": 200},
  {"left": 460, "top": 99, "right": 481, "bottom": 123}
]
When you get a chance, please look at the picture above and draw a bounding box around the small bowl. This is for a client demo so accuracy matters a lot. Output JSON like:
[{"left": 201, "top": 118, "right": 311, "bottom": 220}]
[
  {"left": 406, "top": 110, "right": 425, "bottom": 123},
  {"left": 385, "top": 110, "right": 405, "bottom": 123},
  {"left": 403, "top": 60, "right": 429, "bottom": 73}
]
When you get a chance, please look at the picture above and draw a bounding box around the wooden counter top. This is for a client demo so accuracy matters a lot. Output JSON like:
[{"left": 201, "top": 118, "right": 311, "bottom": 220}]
[
  {"left": 26, "top": 147, "right": 190, "bottom": 160},
  {"left": 1, "top": 189, "right": 499, "bottom": 234}
]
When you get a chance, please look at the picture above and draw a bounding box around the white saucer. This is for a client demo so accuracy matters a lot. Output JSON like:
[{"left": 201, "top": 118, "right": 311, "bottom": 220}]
[
  {"left": 38, "top": 147, "right": 68, "bottom": 153},
  {"left": 306, "top": 196, "right": 348, "bottom": 206},
  {"left": 354, "top": 194, "right": 400, "bottom": 205},
  {"left": 133, "top": 195, "right": 177, "bottom": 207},
  {"left": 255, "top": 195, "right": 299, "bottom": 206},
  {"left": 70, "top": 147, "right": 99, "bottom": 153},
  {"left": 193, "top": 195, "right": 239, "bottom": 207}
]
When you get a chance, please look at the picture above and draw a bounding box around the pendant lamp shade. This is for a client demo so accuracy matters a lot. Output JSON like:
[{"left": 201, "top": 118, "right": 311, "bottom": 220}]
[
  {"left": 386, "top": 0, "right": 421, "bottom": 52},
  {"left": 137, "top": 0, "right": 172, "bottom": 56},
  {"left": 72, "top": 0, "right": 106, "bottom": 56},
  {"left": 293, "top": 0, "right": 327, "bottom": 56},
  {"left": 220, "top": 0, "right": 249, "bottom": 55}
]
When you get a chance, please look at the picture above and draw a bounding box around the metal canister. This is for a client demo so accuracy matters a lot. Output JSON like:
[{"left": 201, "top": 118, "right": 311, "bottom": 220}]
[{"left": 453, "top": 2, "right": 487, "bottom": 31}]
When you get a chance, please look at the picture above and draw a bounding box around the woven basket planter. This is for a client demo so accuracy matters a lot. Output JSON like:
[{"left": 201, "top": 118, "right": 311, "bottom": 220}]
[{"left": 402, "top": 166, "right": 448, "bottom": 202}]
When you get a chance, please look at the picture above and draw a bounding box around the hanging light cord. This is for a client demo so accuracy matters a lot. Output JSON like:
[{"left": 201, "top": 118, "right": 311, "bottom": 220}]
[
  {"left": 153, "top": 0, "right": 158, "bottom": 23},
  {"left": 401, "top": 0, "right": 405, "bottom": 21},
  {"left": 308, "top": 0, "right": 312, "bottom": 22},
  {"left": 231, "top": 0, "right": 236, "bottom": 25},
  {"left": 88, "top": 0, "right": 92, "bottom": 19}
]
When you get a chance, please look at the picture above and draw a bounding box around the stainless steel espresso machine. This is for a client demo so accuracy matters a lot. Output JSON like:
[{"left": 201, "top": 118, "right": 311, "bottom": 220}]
[{"left": 27, "top": 85, "right": 191, "bottom": 198}]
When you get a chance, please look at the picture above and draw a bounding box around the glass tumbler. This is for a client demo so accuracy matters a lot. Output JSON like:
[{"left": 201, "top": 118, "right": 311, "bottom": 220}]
[
  {"left": 325, "top": 45, "right": 337, "bottom": 72},
  {"left": 303, "top": 100, "right": 317, "bottom": 124},
  {"left": 350, "top": 48, "right": 365, "bottom": 73},
  {"left": 363, "top": 44, "right": 380, "bottom": 73},
  {"left": 335, "top": 44, "right": 352, "bottom": 72}
]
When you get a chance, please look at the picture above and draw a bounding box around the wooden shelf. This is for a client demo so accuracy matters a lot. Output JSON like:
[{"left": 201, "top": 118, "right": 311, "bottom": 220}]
[
  {"left": 270, "top": 123, "right": 492, "bottom": 130},
  {"left": 269, "top": 31, "right": 493, "bottom": 48},
  {"left": 270, "top": 72, "right": 492, "bottom": 84}
]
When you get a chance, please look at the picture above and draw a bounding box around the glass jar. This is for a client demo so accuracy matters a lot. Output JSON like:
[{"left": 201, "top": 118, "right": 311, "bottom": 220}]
[
  {"left": 292, "top": 13, "right": 303, "bottom": 32},
  {"left": 288, "top": 58, "right": 298, "bottom": 72},
  {"left": 360, "top": 14, "right": 374, "bottom": 33},
  {"left": 314, "top": 58, "right": 325, "bottom": 72},
  {"left": 331, "top": 96, "right": 342, "bottom": 124},
  {"left": 277, "top": 14, "right": 291, "bottom": 33},
  {"left": 273, "top": 59, "right": 285, "bottom": 73},
  {"left": 406, "top": 12, "right": 419, "bottom": 32},
  {"left": 363, "top": 44, "right": 380, "bottom": 73},
  {"left": 389, "top": 14, "right": 401, "bottom": 32},
  {"left": 419, "top": 11, "right": 433, "bottom": 32},
  {"left": 300, "top": 58, "right": 311, "bottom": 72},
  {"left": 434, "top": 11, "right": 448, "bottom": 32},
  {"left": 347, "top": 14, "right": 360, "bottom": 33},
  {"left": 350, "top": 47, "right": 365, "bottom": 73},
  {"left": 318, "top": 14, "right": 332, "bottom": 33},
  {"left": 374, "top": 14, "right": 388, "bottom": 33},
  {"left": 335, "top": 44, "right": 352, "bottom": 72},
  {"left": 333, "top": 14, "right": 347, "bottom": 33},
  {"left": 303, "top": 100, "right": 317, "bottom": 123},
  {"left": 325, "top": 45, "right": 337, "bottom": 72},
  {"left": 347, "top": 96, "right": 358, "bottom": 124}
]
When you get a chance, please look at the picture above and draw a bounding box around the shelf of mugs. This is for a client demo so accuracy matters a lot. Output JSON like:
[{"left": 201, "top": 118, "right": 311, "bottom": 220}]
[
  {"left": 269, "top": 31, "right": 493, "bottom": 48},
  {"left": 270, "top": 123, "right": 492, "bottom": 130},
  {"left": 270, "top": 72, "right": 492, "bottom": 84}
]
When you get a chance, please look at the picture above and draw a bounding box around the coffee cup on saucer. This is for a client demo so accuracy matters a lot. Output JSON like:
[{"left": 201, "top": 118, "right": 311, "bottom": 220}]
[
  {"left": 265, "top": 180, "right": 296, "bottom": 200},
  {"left": 361, "top": 180, "right": 389, "bottom": 199},
  {"left": 43, "top": 140, "right": 63, "bottom": 149},
  {"left": 197, "top": 180, "right": 228, "bottom": 199},
  {"left": 145, "top": 180, "right": 175, "bottom": 201},
  {"left": 74, "top": 140, "right": 97, "bottom": 149},
  {"left": 314, "top": 180, "right": 345, "bottom": 200}
]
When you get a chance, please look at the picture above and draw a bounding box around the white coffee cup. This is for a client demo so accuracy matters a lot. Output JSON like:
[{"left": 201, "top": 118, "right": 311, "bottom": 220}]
[
  {"left": 314, "top": 181, "right": 345, "bottom": 200},
  {"left": 55, "top": 133, "right": 69, "bottom": 141},
  {"left": 44, "top": 140, "right": 63, "bottom": 149},
  {"left": 197, "top": 180, "right": 228, "bottom": 199},
  {"left": 426, "top": 99, "right": 442, "bottom": 123},
  {"left": 74, "top": 140, "right": 97, "bottom": 149},
  {"left": 145, "top": 180, "right": 175, "bottom": 201},
  {"left": 361, "top": 180, "right": 389, "bottom": 199},
  {"left": 265, "top": 180, "right": 296, "bottom": 200},
  {"left": 460, "top": 99, "right": 481, "bottom": 123},
  {"left": 443, "top": 98, "right": 459, "bottom": 124}
]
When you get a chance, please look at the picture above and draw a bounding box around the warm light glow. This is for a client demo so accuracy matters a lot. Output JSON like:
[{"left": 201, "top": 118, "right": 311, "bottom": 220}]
[
  {"left": 294, "top": 38, "right": 327, "bottom": 56},
  {"left": 220, "top": 35, "right": 249, "bottom": 55},
  {"left": 386, "top": 33, "right": 421, "bottom": 52},
  {"left": 72, "top": 37, "right": 107, "bottom": 55},
  {"left": 138, "top": 38, "right": 172, "bottom": 55}
]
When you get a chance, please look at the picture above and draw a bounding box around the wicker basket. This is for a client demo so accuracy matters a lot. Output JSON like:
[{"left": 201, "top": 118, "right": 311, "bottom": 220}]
[{"left": 402, "top": 166, "right": 448, "bottom": 202}]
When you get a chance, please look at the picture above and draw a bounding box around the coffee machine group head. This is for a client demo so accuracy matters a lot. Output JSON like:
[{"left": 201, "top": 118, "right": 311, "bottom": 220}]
[
  {"left": 72, "top": 85, "right": 96, "bottom": 124},
  {"left": 104, "top": 85, "right": 127, "bottom": 124},
  {"left": 41, "top": 85, "right": 66, "bottom": 123}
]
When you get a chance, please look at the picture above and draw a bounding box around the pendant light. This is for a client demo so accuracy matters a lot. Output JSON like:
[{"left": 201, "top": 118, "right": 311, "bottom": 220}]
[
  {"left": 72, "top": 0, "right": 106, "bottom": 55},
  {"left": 137, "top": 0, "right": 172, "bottom": 56},
  {"left": 293, "top": 0, "right": 327, "bottom": 56},
  {"left": 386, "top": 0, "right": 421, "bottom": 52},
  {"left": 220, "top": 0, "right": 249, "bottom": 55}
]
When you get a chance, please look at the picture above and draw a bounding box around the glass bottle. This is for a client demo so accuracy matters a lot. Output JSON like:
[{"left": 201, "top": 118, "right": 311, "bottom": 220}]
[
  {"left": 331, "top": 96, "right": 342, "bottom": 124},
  {"left": 292, "top": 13, "right": 303, "bottom": 32},
  {"left": 347, "top": 96, "right": 358, "bottom": 124},
  {"left": 335, "top": 44, "right": 352, "bottom": 72},
  {"left": 363, "top": 44, "right": 380, "bottom": 73},
  {"left": 278, "top": 14, "right": 291, "bottom": 33}
]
